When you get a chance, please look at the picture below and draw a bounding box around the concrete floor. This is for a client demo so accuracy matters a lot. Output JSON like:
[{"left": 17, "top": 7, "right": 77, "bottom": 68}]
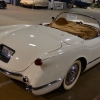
[{"left": 0, "top": 4, "right": 100, "bottom": 100}]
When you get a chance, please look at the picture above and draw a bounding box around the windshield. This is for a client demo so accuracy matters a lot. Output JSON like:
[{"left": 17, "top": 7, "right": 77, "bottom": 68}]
[
  {"left": 47, "top": 12, "right": 100, "bottom": 40},
  {"left": 55, "top": 12, "right": 100, "bottom": 29}
]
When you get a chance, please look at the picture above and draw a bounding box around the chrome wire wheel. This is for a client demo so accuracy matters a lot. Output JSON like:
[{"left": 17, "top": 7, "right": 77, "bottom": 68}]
[
  {"left": 63, "top": 60, "right": 81, "bottom": 90},
  {"left": 65, "top": 63, "right": 79, "bottom": 85}
]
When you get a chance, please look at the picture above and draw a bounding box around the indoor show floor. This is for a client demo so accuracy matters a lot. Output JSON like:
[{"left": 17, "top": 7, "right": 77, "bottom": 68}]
[{"left": 0, "top": 4, "right": 100, "bottom": 100}]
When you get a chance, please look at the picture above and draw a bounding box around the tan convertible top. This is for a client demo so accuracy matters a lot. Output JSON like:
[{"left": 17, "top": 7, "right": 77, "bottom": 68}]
[{"left": 48, "top": 18, "right": 98, "bottom": 39}]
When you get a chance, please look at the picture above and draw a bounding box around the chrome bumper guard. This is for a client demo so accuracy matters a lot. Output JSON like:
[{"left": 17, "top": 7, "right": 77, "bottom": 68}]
[
  {"left": 0, "top": 67, "right": 23, "bottom": 77},
  {"left": 26, "top": 78, "right": 62, "bottom": 91},
  {"left": 0, "top": 67, "right": 29, "bottom": 83}
]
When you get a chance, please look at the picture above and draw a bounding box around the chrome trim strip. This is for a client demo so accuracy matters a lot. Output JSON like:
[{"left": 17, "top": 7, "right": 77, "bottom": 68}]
[
  {"left": 0, "top": 67, "right": 23, "bottom": 77},
  {"left": 26, "top": 78, "right": 62, "bottom": 91},
  {"left": 88, "top": 57, "right": 100, "bottom": 65}
]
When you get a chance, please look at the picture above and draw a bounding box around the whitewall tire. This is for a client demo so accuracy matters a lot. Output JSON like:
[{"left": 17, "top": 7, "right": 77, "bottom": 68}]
[{"left": 63, "top": 60, "right": 81, "bottom": 90}]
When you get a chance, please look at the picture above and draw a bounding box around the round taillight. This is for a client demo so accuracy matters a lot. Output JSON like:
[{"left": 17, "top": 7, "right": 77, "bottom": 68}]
[{"left": 34, "top": 58, "right": 42, "bottom": 66}]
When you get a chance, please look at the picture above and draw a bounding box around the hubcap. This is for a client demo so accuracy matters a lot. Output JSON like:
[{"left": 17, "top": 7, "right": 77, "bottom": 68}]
[{"left": 65, "top": 63, "right": 79, "bottom": 85}]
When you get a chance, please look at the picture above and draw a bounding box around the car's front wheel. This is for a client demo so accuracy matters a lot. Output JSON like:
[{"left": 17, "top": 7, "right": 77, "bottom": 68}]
[
  {"left": 0, "top": 2, "right": 4, "bottom": 9},
  {"left": 63, "top": 60, "right": 81, "bottom": 90}
]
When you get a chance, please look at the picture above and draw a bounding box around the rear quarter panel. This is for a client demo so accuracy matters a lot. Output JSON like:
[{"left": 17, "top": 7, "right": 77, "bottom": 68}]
[{"left": 23, "top": 41, "right": 93, "bottom": 87}]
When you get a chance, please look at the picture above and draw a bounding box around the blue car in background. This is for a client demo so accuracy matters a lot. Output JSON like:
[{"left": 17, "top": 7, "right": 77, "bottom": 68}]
[
  {"left": 60, "top": 0, "right": 92, "bottom": 8},
  {"left": 74, "top": 0, "right": 92, "bottom": 8}
]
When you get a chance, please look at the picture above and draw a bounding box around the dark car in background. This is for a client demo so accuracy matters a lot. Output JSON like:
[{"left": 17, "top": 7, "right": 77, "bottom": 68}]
[
  {"left": 61, "top": 0, "right": 92, "bottom": 8},
  {"left": 74, "top": 0, "right": 92, "bottom": 8},
  {"left": 0, "top": 0, "right": 7, "bottom": 9}
]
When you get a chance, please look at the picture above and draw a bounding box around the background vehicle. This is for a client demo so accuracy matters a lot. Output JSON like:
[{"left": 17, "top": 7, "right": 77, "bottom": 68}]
[
  {"left": 0, "top": 0, "right": 7, "bottom": 9},
  {"left": 20, "top": 0, "right": 49, "bottom": 7},
  {"left": 74, "top": 0, "right": 92, "bottom": 8},
  {"left": 60, "top": 0, "right": 92, "bottom": 8}
]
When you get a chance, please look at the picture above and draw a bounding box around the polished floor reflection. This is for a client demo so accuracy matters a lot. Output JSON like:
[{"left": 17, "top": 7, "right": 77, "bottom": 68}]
[{"left": 0, "top": 4, "right": 100, "bottom": 100}]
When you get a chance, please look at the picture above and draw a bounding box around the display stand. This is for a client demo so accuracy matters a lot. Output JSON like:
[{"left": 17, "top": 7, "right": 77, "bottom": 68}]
[
  {"left": 48, "top": 0, "right": 66, "bottom": 9},
  {"left": 31, "top": 0, "right": 34, "bottom": 10}
]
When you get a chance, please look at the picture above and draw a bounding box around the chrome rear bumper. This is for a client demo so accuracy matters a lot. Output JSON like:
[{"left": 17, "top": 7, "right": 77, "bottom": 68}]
[
  {"left": 0, "top": 67, "right": 23, "bottom": 77},
  {"left": 26, "top": 78, "right": 62, "bottom": 91},
  {"left": 0, "top": 67, "right": 62, "bottom": 92},
  {"left": 0, "top": 67, "right": 27, "bottom": 83}
]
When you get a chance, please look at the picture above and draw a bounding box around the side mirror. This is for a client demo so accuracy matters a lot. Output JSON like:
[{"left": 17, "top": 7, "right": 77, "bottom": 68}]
[{"left": 52, "top": 17, "right": 55, "bottom": 21}]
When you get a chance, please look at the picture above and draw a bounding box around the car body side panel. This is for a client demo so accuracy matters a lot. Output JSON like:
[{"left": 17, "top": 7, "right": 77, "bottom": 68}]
[
  {"left": 0, "top": 25, "right": 100, "bottom": 95},
  {"left": 85, "top": 37, "right": 100, "bottom": 71},
  {"left": 22, "top": 42, "right": 93, "bottom": 92}
]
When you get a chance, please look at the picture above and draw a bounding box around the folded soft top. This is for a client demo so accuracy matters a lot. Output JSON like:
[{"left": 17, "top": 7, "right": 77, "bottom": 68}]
[{"left": 48, "top": 18, "right": 98, "bottom": 39}]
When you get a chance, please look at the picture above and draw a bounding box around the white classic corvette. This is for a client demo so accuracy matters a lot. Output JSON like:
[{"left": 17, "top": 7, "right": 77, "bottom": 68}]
[{"left": 0, "top": 12, "right": 100, "bottom": 95}]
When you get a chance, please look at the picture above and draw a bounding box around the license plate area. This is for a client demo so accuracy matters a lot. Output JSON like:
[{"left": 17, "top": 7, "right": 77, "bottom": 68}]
[{"left": 0, "top": 44, "right": 15, "bottom": 63}]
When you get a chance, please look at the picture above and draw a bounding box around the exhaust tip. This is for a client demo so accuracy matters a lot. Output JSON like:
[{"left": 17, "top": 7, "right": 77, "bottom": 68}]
[{"left": 23, "top": 76, "right": 29, "bottom": 82}]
